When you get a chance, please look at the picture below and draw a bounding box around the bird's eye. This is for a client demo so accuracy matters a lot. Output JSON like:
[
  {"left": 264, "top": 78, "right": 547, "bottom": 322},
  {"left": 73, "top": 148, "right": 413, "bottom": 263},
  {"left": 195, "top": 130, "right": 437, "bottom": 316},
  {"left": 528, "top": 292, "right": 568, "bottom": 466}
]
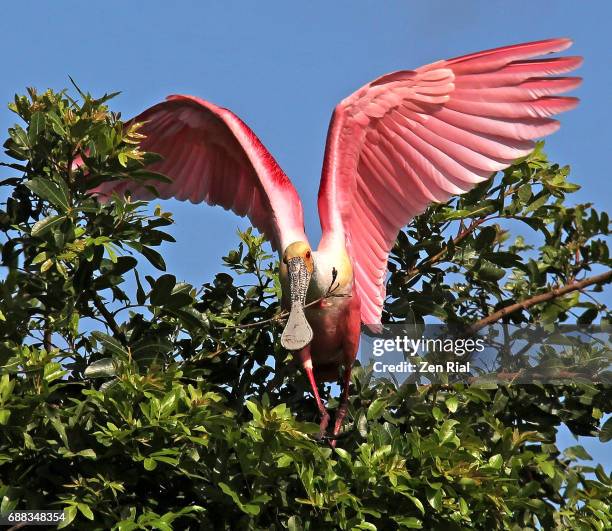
[
  {"left": 282, "top": 257, "right": 287, "bottom": 265},
  {"left": 305, "top": 251, "right": 311, "bottom": 259}
]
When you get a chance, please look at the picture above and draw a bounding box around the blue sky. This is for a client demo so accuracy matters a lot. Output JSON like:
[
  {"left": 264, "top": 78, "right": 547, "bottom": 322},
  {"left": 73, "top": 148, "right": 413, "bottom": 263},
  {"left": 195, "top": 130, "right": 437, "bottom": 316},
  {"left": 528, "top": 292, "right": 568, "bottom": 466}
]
[{"left": 1, "top": 2, "right": 609, "bottom": 464}]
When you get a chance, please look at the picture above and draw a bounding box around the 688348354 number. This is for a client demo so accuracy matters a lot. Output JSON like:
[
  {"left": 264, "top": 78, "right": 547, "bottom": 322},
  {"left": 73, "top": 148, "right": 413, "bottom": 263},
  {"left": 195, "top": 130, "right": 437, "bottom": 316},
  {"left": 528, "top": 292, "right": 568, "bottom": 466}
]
[{"left": 1, "top": 511, "right": 66, "bottom": 526}]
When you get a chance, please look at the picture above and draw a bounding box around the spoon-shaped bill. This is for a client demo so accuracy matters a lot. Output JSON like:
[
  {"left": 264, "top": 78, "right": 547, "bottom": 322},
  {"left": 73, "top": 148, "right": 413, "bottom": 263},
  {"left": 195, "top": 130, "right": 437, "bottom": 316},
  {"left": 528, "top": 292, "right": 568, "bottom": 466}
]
[{"left": 281, "top": 257, "right": 313, "bottom": 350}]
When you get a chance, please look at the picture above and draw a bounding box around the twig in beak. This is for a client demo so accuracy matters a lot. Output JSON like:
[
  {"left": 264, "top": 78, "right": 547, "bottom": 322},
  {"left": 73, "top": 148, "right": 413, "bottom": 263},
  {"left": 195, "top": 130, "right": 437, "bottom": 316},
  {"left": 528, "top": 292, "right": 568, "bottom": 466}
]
[{"left": 219, "top": 264, "right": 347, "bottom": 331}]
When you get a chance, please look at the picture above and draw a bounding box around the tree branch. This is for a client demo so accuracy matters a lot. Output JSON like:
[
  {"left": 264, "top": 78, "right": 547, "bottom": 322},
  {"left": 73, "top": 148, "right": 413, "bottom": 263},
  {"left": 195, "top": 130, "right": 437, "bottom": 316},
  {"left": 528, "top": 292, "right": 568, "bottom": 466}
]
[
  {"left": 401, "top": 186, "right": 533, "bottom": 285},
  {"left": 92, "top": 293, "right": 127, "bottom": 343},
  {"left": 468, "top": 270, "right": 612, "bottom": 333},
  {"left": 219, "top": 268, "right": 346, "bottom": 331},
  {"left": 231, "top": 292, "right": 348, "bottom": 330},
  {"left": 402, "top": 217, "right": 492, "bottom": 284},
  {"left": 43, "top": 327, "right": 52, "bottom": 353}
]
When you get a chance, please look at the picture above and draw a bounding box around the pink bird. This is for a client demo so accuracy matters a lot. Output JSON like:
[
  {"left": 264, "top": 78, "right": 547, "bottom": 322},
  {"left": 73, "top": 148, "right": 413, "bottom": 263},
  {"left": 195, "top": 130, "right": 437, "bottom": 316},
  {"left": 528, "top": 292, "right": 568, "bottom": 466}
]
[{"left": 93, "top": 38, "right": 581, "bottom": 442}]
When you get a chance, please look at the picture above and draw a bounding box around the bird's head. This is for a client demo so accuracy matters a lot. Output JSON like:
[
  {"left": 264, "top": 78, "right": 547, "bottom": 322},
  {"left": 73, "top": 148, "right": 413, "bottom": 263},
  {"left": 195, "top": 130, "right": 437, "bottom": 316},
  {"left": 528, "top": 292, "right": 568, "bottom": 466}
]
[{"left": 280, "top": 241, "right": 314, "bottom": 351}]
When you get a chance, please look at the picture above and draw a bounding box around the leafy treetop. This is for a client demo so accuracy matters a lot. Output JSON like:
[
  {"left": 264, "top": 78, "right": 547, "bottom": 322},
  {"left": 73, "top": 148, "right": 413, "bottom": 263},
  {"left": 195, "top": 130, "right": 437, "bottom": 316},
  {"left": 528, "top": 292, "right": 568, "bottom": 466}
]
[{"left": 0, "top": 87, "right": 610, "bottom": 530}]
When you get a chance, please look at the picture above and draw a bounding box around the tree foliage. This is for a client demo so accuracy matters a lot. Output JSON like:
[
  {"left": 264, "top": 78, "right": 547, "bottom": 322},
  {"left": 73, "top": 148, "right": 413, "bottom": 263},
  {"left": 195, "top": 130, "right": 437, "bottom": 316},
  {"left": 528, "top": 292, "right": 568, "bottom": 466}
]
[{"left": 0, "top": 88, "right": 610, "bottom": 530}]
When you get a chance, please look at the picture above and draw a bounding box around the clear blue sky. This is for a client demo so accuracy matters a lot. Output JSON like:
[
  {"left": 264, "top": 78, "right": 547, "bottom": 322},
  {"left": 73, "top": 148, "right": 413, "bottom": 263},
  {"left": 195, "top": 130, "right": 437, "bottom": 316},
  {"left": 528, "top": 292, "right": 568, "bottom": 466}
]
[{"left": 1, "top": 1, "right": 609, "bottom": 465}]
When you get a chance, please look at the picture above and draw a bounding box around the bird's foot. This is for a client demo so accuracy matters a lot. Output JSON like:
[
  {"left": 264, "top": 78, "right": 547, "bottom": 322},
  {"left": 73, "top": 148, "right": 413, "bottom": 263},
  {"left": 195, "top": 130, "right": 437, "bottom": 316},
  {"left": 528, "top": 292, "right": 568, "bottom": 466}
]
[
  {"left": 329, "top": 424, "right": 343, "bottom": 448},
  {"left": 329, "top": 402, "right": 349, "bottom": 448},
  {"left": 320, "top": 431, "right": 348, "bottom": 448},
  {"left": 316, "top": 411, "right": 331, "bottom": 441}
]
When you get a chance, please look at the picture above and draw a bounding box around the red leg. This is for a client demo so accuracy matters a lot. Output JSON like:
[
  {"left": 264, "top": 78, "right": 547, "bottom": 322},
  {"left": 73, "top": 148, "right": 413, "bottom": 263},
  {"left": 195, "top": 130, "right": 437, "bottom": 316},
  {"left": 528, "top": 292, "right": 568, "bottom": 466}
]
[
  {"left": 331, "top": 364, "right": 352, "bottom": 448},
  {"left": 331, "top": 294, "right": 361, "bottom": 447},
  {"left": 298, "top": 346, "right": 330, "bottom": 438}
]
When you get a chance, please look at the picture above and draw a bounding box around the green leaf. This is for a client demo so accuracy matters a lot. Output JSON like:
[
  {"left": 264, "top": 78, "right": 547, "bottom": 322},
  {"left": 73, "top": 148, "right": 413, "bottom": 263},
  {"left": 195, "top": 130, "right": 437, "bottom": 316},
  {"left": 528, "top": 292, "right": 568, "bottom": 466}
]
[
  {"left": 438, "top": 420, "right": 459, "bottom": 444},
  {"left": 141, "top": 246, "right": 166, "bottom": 271},
  {"left": 76, "top": 449, "right": 97, "bottom": 459},
  {"left": 517, "top": 183, "right": 532, "bottom": 202},
  {"left": 91, "top": 331, "right": 128, "bottom": 359},
  {"left": 599, "top": 417, "right": 612, "bottom": 443},
  {"left": 43, "top": 362, "right": 66, "bottom": 382},
  {"left": 50, "top": 417, "right": 69, "bottom": 447},
  {"left": 170, "top": 307, "right": 209, "bottom": 331},
  {"left": 437, "top": 209, "right": 472, "bottom": 221},
  {"left": 111, "top": 256, "right": 138, "bottom": 276},
  {"left": 357, "top": 413, "right": 368, "bottom": 437},
  {"left": 577, "top": 308, "right": 598, "bottom": 325},
  {"left": 367, "top": 398, "right": 387, "bottom": 420},
  {"left": 58, "top": 506, "right": 77, "bottom": 529},
  {"left": 0, "top": 409, "right": 11, "bottom": 425},
  {"left": 78, "top": 503, "right": 94, "bottom": 520},
  {"left": 476, "top": 261, "right": 505, "bottom": 282},
  {"left": 245, "top": 401, "right": 261, "bottom": 421},
  {"left": 103, "top": 242, "right": 117, "bottom": 263},
  {"left": 287, "top": 516, "right": 302, "bottom": 531},
  {"left": 84, "top": 358, "right": 117, "bottom": 378},
  {"left": 150, "top": 274, "right": 176, "bottom": 305},
  {"left": 134, "top": 269, "right": 147, "bottom": 305},
  {"left": 26, "top": 177, "right": 70, "bottom": 211},
  {"left": 392, "top": 516, "right": 422, "bottom": 528},
  {"left": 334, "top": 448, "right": 351, "bottom": 462},
  {"left": 475, "top": 226, "right": 497, "bottom": 250},
  {"left": 159, "top": 391, "right": 177, "bottom": 417},
  {"left": 488, "top": 454, "right": 503, "bottom": 469},
  {"left": 563, "top": 445, "right": 593, "bottom": 461},
  {"left": 539, "top": 460, "right": 555, "bottom": 478},
  {"left": 276, "top": 454, "right": 293, "bottom": 467},
  {"left": 525, "top": 192, "right": 550, "bottom": 213},
  {"left": 28, "top": 111, "right": 45, "bottom": 142},
  {"left": 0, "top": 493, "right": 18, "bottom": 514},
  {"left": 465, "top": 201, "right": 497, "bottom": 217},
  {"left": 0, "top": 375, "right": 14, "bottom": 401},
  {"left": 482, "top": 251, "right": 521, "bottom": 267},
  {"left": 427, "top": 488, "right": 443, "bottom": 510},
  {"left": 404, "top": 494, "right": 425, "bottom": 515},
  {"left": 218, "top": 482, "right": 259, "bottom": 515},
  {"left": 445, "top": 396, "right": 459, "bottom": 413},
  {"left": 131, "top": 338, "right": 173, "bottom": 360},
  {"left": 9, "top": 124, "right": 30, "bottom": 149},
  {"left": 31, "top": 251, "right": 48, "bottom": 265},
  {"left": 47, "top": 111, "right": 66, "bottom": 135},
  {"left": 143, "top": 457, "right": 157, "bottom": 471},
  {"left": 130, "top": 169, "right": 173, "bottom": 183},
  {"left": 40, "top": 258, "right": 54, "bottom": 272}
]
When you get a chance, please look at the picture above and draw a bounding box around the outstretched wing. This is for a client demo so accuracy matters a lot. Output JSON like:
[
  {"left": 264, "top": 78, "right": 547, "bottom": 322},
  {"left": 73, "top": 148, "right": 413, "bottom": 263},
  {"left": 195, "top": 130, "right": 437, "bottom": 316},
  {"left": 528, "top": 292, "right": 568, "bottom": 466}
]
[
  {"left": 317, "top": 38, "right": 582, "bottom": 325},
  {"left": 92, "top": 95, "right": 306, "bottom": 251}
]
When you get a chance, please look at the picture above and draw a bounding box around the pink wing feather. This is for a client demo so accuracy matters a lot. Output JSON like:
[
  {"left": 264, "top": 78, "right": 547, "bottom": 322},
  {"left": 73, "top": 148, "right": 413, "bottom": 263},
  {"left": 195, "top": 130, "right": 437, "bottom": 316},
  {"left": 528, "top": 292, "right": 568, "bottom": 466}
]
[
  {"left": 317, "top": 38, "right": 582, "bottom": 325},
  {"left": 92, "top": 95, "right": 306, "bottom": 251}
]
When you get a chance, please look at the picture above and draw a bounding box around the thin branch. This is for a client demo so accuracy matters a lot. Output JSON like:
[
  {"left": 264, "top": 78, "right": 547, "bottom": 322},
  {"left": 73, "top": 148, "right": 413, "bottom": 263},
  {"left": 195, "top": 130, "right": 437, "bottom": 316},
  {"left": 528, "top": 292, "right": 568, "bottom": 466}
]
[
  {"left": 468, "top": 270, "right": 612, "bottom": 333},
  {"left": 218, "top": 268, "right": 346, "bottom": 331},
  {"left": 92, "top": 293, "right": 127, "bottom": 343},
  {"left": 403, "top": 216, "right": 494, "bottom": 284},
  {"left": 111, "top": 303, "right": 148, "bottom": 317},
  {"left": 43, "top": 327, "right": 52, "bottom": 352},
  {"left": 402, "top": 185, "right": 536, "bottom": 285},
  {"left": 8, "top": 521, "right": 29, "bottom": 531},
  {"left": 232, "top": 293, "right": 348, "bottom": 330},
  {"left": 468, "top": 369, "right": 582, "bottom": 385},
  {"left": 579, "top": 289, "right": 608, "bottom": 311}
]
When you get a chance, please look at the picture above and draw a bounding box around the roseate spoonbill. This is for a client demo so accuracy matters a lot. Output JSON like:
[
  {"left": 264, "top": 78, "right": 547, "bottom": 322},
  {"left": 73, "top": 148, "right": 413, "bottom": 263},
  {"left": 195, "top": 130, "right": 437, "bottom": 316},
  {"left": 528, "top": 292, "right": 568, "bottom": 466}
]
[{"left": 93, "top": 38, "right": 581, "bottom": 442}]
